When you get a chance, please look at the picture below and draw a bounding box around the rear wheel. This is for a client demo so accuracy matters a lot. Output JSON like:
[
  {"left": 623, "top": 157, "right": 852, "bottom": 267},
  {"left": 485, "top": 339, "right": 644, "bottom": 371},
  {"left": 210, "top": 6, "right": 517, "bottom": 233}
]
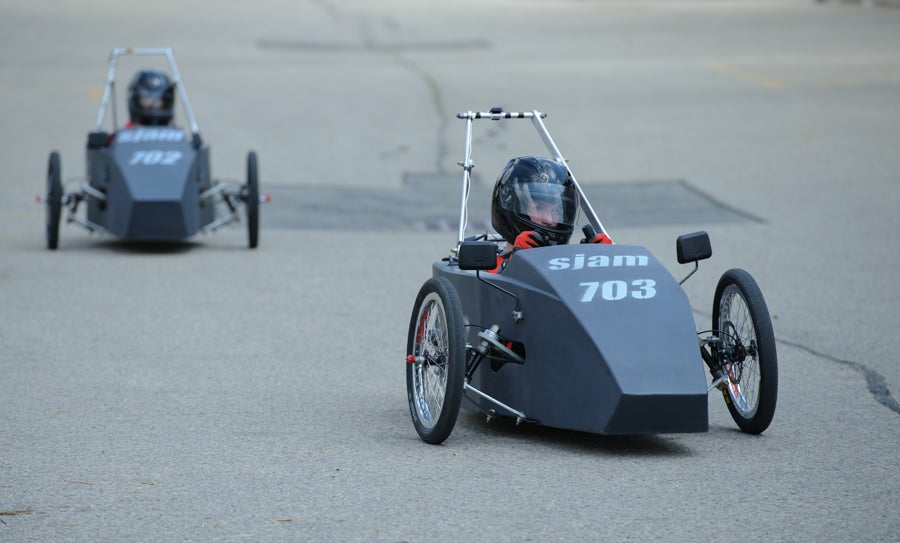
[
  {"left": 406, "top": 277, "right": 466, "bottom": 444},
  {"left": 246, "top": 151, "right": 259, "bottom": 248},
  {"left": 46, "top": 151, "right": 62, "bottom": 250},
  {"left": 712, "top": 269, "right": 778, "bottom": 434}
]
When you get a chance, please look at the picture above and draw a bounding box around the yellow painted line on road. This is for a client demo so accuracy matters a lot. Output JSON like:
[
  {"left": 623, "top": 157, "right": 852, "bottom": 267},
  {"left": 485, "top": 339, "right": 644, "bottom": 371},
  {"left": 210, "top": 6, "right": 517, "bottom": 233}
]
[
  {"left": 89, "top": 85, "right": 104, "bottom": 100},
  {"left": 710, "top": 62, "right": 786, "bottom": 90}
]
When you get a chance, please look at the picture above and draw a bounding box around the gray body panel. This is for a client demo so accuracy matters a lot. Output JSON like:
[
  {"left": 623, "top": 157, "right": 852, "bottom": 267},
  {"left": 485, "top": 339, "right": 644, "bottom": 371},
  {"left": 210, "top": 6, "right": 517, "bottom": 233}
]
[
  {"left": 86, "top": 127, "right": 214, "bottom": 240},
  {"left": 434, "top": 243, "right": 708, "bottom": 434}
]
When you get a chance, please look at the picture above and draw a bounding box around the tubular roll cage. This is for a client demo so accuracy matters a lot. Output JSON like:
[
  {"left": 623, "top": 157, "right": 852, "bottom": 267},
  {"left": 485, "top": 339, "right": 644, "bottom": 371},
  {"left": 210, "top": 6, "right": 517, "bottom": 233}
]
[
  {"left": 95, "top": 48, "right": 201, "bottom": 139},
  {"left": 455, "top": 108, "right": 607, "bottom": 247}
]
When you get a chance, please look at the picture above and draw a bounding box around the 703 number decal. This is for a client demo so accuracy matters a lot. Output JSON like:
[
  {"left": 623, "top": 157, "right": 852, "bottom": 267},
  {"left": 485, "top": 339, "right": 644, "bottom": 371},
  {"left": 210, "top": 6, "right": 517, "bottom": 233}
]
[{"left": 579, "top": 279, "right": 656, "bottom": 302}]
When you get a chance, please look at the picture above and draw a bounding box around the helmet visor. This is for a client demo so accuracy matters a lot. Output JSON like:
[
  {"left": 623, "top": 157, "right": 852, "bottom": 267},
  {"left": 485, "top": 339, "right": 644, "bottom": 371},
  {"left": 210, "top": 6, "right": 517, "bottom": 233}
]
[
  {"left": 139, "top": 96, "right": 165, "bottom": 110},
  {"left": 509, "top": 182, "right": 578, "bottom": 228}
]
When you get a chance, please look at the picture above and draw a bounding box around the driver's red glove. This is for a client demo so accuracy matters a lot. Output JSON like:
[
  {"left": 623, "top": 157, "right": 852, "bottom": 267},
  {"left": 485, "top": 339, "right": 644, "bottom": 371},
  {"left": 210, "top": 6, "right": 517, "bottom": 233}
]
[
  {"left": 591, "top": 233, "right": 613, "bottom": 244},
  {"left": 514, "top": 231, "right": 546, "bottom": 249},
  {"left": 488, "top": 254, "right": 505, "bottom": 274}
]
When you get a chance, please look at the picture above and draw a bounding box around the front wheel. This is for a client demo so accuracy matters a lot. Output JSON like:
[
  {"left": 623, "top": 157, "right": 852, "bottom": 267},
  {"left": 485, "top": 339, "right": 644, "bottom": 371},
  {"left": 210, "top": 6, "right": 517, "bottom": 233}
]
[
  {"left": 245, "top": 151, "right": 259, "bottom": 249},
  {"left": 406, "top": 277, "right": 466, "bottom": 444},
  {"left": 712, "top": 269, "right": 778, "bottom": 434},
  {"left": 46, "top": 151, "right": 63, "bottom": 250}
]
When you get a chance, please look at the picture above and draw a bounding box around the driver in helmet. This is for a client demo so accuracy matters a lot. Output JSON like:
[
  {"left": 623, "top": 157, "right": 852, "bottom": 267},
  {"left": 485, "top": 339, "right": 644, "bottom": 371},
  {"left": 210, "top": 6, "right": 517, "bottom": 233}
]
[
  {"left": 489, "top": 156, "right": 612, "bottom": 273},
  {"left": 125, "top": 70, "right": 175, "bottom": 127}
]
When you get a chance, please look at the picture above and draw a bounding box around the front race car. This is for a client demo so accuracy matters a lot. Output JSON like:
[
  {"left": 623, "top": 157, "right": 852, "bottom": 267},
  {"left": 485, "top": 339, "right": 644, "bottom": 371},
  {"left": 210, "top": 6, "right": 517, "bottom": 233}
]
[{"left": 438, "top": 242, "right": 710, "bottom": 435}]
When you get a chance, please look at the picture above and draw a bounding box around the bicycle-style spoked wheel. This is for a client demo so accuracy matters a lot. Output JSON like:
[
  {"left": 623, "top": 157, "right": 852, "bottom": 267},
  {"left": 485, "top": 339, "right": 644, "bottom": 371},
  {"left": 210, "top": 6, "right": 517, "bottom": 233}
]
[
  {"left": 46, "top": 151, "right": 63, "bottom": 250},
  {"left": 406, "top": 277, "right": 465, "bottom": 444},
  {"left": 713, "top": 268, "right": 778, "bottom": 434},
  {"left": 245, "top": 151, "right": 259, "bottom": 249}
]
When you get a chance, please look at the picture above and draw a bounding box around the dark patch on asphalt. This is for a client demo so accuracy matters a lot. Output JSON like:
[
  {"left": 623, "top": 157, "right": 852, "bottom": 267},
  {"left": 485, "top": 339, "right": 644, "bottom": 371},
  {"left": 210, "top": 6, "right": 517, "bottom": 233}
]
[
  {"left": 258, "top": 38, "right": 490, "bottom": 53},
  {"left": 260, "top": 174, "right": 762, "bottom": 232}
]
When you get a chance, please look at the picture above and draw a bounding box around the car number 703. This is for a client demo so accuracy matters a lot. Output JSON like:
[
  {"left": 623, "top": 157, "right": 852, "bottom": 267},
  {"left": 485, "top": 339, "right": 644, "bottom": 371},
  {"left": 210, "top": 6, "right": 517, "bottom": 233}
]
[{"left": 579, "top": 279, "right": 657, "bottom": 302}]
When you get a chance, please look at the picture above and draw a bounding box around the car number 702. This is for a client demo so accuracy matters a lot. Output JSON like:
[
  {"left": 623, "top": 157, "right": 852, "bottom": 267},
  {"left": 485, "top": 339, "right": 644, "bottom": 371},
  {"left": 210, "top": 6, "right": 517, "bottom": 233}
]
[
  {"left": 129, "top": 150, "right": 183, "bottom": 166},
  {"left": 579, "top": 279, "right": 657, "bottom": 302}
]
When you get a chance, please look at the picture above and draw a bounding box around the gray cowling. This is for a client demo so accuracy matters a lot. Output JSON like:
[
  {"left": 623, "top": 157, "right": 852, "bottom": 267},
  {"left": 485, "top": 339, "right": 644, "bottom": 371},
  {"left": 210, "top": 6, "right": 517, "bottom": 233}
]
[
  {"left": 105, "top": 131, "right": 201, "bottom": 240},
  {"left": 435, "top": 243, "right": 709, "bottom": 434}
]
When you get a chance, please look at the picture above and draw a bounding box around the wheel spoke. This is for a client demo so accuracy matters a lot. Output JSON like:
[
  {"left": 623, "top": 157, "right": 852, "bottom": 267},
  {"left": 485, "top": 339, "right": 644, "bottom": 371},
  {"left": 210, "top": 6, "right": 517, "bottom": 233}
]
[{"left": 721, "top": 288, "right": 760, "bottom": 418}]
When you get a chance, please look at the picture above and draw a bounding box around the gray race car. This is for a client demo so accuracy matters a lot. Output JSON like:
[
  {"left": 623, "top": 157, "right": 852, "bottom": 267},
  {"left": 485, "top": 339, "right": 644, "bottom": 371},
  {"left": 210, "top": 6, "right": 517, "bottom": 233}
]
[
  {"left": 405, "top": 108, "right": 778, "bottom": 444},
  {"left": 42, "top": 48, "right": 262, "bottom": 249}
]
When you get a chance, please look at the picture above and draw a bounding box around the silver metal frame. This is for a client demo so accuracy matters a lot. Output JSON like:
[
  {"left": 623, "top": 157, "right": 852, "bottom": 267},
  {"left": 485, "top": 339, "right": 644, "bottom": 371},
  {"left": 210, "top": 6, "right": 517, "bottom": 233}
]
[
  {"left": 454, "top": 109, "right": 608, "bottom": 247},
  {"left": 463, "top": 383, "right": 526, "bottom": 420},
  {"left": 95, "top": 48, "right": 200, "bottom": 137}
]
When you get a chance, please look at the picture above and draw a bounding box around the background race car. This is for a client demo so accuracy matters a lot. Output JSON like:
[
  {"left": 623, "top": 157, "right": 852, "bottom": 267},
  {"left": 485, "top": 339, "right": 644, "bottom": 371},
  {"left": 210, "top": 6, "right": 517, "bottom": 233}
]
[{"left": 41, "top": 48, "right": 264, "bottom": 249}]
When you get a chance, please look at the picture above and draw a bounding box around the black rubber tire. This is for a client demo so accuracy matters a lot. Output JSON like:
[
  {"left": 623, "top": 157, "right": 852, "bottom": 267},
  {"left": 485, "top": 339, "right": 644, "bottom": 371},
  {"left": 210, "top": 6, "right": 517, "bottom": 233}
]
[
  {"left": 246, "top": 151, "right": 259, "bottom": 249},
  {"left": 712, "top": 268, "right": 778, "bottom": 434},
  {"left": 46, "top": 151, "right": 63, "bottom": 250},
  {"left": 406, "top": 276, "right": 466, "bottom": 444}
]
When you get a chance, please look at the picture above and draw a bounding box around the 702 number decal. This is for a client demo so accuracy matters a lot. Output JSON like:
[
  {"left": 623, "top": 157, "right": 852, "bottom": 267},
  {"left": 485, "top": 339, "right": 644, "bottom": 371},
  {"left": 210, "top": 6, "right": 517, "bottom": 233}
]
[
  {"left": 129, "top": 150, "right": 183, "bottom": 166},
  {"left": 579, "top": 279, "right": 656, "bottom": 302}
]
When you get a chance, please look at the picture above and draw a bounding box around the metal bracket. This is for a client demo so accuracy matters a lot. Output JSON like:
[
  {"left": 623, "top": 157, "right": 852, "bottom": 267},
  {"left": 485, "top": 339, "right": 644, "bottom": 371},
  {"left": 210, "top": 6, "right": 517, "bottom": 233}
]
[{"left": 464, "top": 382, "right": 526, "bottom": 419}]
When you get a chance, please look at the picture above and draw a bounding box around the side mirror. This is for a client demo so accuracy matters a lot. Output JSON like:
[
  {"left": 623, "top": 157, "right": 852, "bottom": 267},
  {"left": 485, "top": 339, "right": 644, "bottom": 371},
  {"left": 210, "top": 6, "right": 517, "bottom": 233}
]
[
  {"left": 676, "top": 231, "right": 712, "bottom": 264},
  {"left": 87, "top": 131, "right": 110, "bottom": 149},
  {"left": 458, "top": 241, "right": 498, "bottom": 271}
]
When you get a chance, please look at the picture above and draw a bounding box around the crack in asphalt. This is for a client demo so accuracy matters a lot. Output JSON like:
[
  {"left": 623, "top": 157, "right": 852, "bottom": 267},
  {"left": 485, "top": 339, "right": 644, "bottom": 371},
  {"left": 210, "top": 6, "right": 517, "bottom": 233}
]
[
  {"left": 275, "top": 0, "right": 456, "bottom": 174},
  {"left": 353, "top": 13, "right": 450, "bottom": 174},
  {"left": 308, "top": 0, "right": 342, "bottom": 21},
  {"left": 388, "top": 55, "right": 450, "bottom": 174},
  {"left": 777, "top": 338, "right": 900, "bottom": 415}
]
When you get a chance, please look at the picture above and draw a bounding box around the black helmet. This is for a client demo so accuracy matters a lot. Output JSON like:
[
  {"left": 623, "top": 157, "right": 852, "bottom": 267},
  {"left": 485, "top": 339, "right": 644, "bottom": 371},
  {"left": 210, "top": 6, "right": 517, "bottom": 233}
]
[
  {"left": 127, "top": 70, "right": 175, "bottom": 126},
  {"left": 491, "top": 156, "right": 580, "bottom": 245}
]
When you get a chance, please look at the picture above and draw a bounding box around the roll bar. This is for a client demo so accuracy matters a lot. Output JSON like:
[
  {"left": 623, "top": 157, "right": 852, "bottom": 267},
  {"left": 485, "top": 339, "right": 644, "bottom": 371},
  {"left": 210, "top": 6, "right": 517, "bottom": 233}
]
[
  {"left": 455, "top": 107, "right": 606, "bottom": 247},
  {"left": 94, "top": 48, "right": 200, "bottom": 138}
]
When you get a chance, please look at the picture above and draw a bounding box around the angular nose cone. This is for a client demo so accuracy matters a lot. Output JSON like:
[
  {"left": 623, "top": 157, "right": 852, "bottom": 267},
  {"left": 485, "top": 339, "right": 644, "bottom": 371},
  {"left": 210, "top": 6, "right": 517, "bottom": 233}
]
[
  {"left": 595, "top": 326, "right": 710, "bottom": 434},
  {"left": 108, "top": 133, "right": 201, "bottom": 240},
  {"left": 602, "top": 390, "right": 709, "bottom": 434},
  {"left": 491, "top": 245, "right": 712, "bottom": 435},
  {"left": 126, "top": 200, "right": 192, "bottom": 240}
]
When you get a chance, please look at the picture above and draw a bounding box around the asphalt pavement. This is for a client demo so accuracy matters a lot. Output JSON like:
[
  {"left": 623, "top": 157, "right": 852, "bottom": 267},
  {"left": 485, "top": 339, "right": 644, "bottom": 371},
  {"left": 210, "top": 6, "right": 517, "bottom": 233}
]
[{"left": 1, "top": 1, "right": 898, "bottom": 541}]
